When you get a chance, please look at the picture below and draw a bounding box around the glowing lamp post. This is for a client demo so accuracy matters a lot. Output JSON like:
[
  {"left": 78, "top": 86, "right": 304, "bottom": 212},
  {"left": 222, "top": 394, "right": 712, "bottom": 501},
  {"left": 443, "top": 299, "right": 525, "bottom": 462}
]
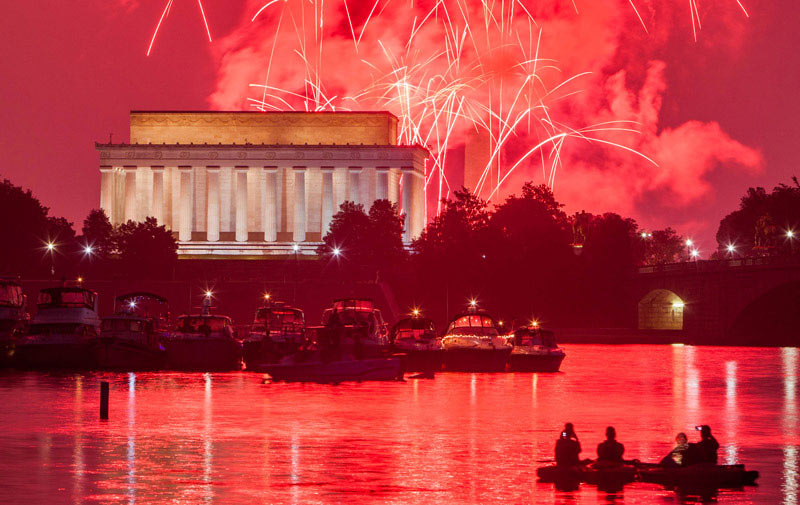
[
  {"left": 45, "top": 241, "right": 56, "bottom": 276},
  {"left": 726, "top": 244, "right": 736, "bottom": 257}
]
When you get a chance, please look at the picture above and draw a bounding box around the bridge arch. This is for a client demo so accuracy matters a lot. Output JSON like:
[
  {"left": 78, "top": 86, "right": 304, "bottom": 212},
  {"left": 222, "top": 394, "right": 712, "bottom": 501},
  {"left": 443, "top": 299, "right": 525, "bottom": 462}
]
[
  {"left": 729, "top": 281, "right": 800, "bottom": 346},
  {"left": 638, "top": 289, "right": 685, "bottom": 330}
]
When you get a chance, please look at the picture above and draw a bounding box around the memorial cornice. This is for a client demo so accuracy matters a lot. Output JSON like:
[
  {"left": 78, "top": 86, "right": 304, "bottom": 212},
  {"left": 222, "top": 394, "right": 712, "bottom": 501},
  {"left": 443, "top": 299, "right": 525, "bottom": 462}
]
[{"left": 95, "top": 143, "right": 429, "bottom": 169}]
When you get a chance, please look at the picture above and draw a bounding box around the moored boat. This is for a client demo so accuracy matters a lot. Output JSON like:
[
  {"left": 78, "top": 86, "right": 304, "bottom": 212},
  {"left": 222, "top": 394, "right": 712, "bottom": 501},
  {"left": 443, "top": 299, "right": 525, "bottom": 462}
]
[
  {"left": 89, "top": 292, "right": 168, "bottom": 370},
  {"left": 0, "top": 278, "right": 29, "bottom": 366},
  {"left": 390, "top": 313, "right": 443, "bottom": 372},
  {"left": 163, "top": 297, "right": 242, "bottom": 371},
  {"left": 441, "top": 303, "right": 511, "bottom": 372},
  {"left": 242, "top": 299, "right": 305, "bottom": 369},
  {"left": 15, "top": 285, "right": 100, "bottom": 369},
  {"left": 506, "top": 324, "right": 565, "bottom": 372},
  {"left": 316, "top": 298, "right": 390, "bottom": 359}
]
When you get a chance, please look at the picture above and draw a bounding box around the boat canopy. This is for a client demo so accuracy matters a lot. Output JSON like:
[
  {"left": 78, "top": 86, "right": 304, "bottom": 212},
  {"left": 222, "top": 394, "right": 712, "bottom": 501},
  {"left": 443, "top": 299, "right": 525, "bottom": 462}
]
[
  {"left": 116, "top": 292, "right": 168, "bottom": 304},
  {"left": 322, "top": 307, "right": 384, "bottom": 327},
  {"left": 391, "top": 317, "right": 436, "bottom": 339},
  {"left": 0, "top": 281, "right": 24, "bottom": 307},
  {"left": 38, "top": 287, "right": 96, "bottom": 310}
]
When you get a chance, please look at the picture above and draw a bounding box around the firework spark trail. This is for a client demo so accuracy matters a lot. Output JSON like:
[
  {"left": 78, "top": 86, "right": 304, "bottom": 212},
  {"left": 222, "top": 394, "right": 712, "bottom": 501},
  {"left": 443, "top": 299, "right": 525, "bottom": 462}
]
[
  {"left": 147, "top": 0, "right": 212, "bottom": 56},
  {"left": 242, "top": 0, "right": 751, "bottom": 214}
]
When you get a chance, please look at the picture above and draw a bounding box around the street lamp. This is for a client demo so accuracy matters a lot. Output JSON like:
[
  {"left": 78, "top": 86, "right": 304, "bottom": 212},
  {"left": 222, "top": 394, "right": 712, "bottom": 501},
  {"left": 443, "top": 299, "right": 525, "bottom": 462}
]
[
  {"left": 332, "top": 247, "right": 341, "bottom": 257},
  {"left": 83, "top": 245, "right": 94, "bottom": 256},
  {"left": 45, "top": 241, "right": 56, "bottom": 276},
  {"left": 726, "top": 243, "right": 736, "bottom": 256},
  {"left": 787, "top": 230, "right": 795, "bottom": 239},
  {"left": 690, "top": 249, "right": 700, "bottom": 261}
]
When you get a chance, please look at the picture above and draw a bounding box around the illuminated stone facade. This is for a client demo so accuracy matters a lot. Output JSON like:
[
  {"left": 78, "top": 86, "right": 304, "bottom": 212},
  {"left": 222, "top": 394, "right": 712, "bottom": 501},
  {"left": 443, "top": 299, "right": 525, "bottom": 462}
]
[{"left": 97, "top": 111, "right": 428, "bottom": 257}]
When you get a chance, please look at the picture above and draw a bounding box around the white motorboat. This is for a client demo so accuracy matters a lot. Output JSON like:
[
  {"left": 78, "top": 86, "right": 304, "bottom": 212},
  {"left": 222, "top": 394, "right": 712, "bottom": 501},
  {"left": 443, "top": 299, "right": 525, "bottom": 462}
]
[
  {"left": 441, "top": 303, "right": 512, "bottom": 372},
  {"left": 16, "top": 285, "right": 100, "bottom": 369}
]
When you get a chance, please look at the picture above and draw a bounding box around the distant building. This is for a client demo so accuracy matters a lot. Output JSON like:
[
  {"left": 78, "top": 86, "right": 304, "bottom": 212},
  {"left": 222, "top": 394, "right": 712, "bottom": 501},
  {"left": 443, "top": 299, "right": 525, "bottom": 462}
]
[{"left": 96, "top": 111, "right": 428, "bottom": 257}]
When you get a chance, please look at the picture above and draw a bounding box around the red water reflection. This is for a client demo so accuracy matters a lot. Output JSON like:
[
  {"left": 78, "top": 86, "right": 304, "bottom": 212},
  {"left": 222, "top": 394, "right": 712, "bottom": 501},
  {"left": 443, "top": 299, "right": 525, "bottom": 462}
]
[{"left": 0, "top": 345, "right": 797, "bottom": 504}]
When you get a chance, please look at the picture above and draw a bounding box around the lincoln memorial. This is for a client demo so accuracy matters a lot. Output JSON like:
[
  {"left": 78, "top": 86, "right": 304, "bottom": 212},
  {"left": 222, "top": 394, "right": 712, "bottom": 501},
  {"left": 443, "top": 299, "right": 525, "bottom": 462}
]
[{"left": 96, "top": 111, "right": 428, "bottom": 257}]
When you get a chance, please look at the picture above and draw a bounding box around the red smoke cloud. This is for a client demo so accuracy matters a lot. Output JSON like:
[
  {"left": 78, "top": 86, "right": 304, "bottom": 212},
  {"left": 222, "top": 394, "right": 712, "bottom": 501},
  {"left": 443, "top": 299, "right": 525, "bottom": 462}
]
[{"left": 206, "top": 0, "right": 762, "bottom": 236}]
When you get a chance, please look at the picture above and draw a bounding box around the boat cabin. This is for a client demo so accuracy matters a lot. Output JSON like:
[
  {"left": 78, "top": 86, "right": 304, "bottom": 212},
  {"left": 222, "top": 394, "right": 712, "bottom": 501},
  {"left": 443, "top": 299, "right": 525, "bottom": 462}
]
[
  {"left": 322, "top": 298, "right": 386, "bottom": 330},
  {"left": 101, "top": 315, "right": 160, "bottom": 347},
  {"left": 511, "top": 327, "right": 557, "bottom": 348},
  {"left": 175, "top": 315, "right": 235, "bottom": 338},
  {"left": 254, "top": 303, "right": 305, "bottom": 334},
  {"left": 0, "top": 279, "right": 25, "bottom": 309},
  {"left": 446, "top": 308, "right": 500, "bottom": 337},
  {"left": 391, "top": 317, "right": 437, "bottom": 341},
  {"left": 37, "top": 287, "right": 98, "bottom": 313},
  {"left": 116, "top": 292, "right": 170, "bottom": 331}
]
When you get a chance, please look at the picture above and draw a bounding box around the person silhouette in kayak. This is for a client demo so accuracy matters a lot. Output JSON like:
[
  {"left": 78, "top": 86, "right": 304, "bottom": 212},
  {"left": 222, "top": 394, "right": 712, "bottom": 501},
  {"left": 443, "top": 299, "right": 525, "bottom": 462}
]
[
  {"left": 692, "top": 425, "right": 720, "bottom": 465},
  {"left": 597, "top": 426, "right": 625, "bottom": 463},
  {"left": 659, "top": 432, "right": 689, "bottom": 467},
  {"left": 555, "top": 423, "right": 582, "bottom": 466}
]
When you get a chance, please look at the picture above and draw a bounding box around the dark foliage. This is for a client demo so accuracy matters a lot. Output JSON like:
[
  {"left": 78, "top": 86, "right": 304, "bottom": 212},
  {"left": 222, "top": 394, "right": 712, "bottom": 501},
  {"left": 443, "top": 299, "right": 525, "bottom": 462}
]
[
  {"left": 318, "top": 200, "right": 406, "bottom": 279},
  {"left": 115, "top": 218, "right": 178, "bottom": 279},
  {"left": 716, "top": 176, "right": 800, "bottom": 256}
]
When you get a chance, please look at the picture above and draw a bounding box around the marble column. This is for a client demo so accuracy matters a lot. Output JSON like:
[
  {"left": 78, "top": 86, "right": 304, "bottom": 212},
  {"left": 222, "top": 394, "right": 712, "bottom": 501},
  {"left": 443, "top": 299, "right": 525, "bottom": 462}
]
[
  {"left": 99, "top": 167, "right": 113, "bottom": 219},
  {"left": 376, "top": 168, "right": 389, "bottom": 201},
  {"left": 401, "top": 168, "right": 414, "bottom": 242},
  {"left": 388, "top": 168, "right": 400, "bottom": 205},
  {"left": 348, "top": 168, "right": 362, "bottom": 206},
  {"left": 206, "top": 167, "right": 220, "bottom": 242},
  {"left": 124, "top": 167, "right": 137, "bottom": 222},
  {"left": 293, "top": 168, "right": 306, "bottom": 242},
  {"left": 263, "top": 168, "right": 278, "bottom": 242},
  {"left": 333, "top": 167, "right": 347, "bottom": 214},
  {"left": 321, "top": 168, "right": 334, "bottom": 235},
  {"left": 178, "top": 167, "right": 193, "bottom": 242},
  {"left": 235, "top": 167, "right": 248, "bottom": 242},
  {"left": 152, "top": 167, "right": 164, "bottom": 225}
]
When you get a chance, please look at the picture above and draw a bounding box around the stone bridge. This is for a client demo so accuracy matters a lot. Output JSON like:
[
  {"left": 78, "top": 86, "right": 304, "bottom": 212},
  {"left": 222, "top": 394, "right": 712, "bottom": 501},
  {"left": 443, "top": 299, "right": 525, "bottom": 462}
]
[{"left": 635, "top": 256, "right": 800, "bottom": 346}]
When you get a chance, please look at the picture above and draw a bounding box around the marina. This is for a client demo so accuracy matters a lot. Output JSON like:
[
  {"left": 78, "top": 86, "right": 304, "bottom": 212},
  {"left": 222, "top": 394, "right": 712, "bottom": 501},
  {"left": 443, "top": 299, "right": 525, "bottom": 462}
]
[{"left": 0, "top": 345, "right": 794, "bottom": 504}]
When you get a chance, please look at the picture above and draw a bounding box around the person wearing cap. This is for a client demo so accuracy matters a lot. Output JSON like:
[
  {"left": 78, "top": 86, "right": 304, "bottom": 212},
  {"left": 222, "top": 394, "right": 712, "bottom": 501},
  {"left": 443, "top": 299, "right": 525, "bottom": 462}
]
[
  {"left": 555, "top": 423, "right": 582, "bottom": 467},
  {"left": 694, "top": 425, "right": 719, "bottom": 464},
  {"left": 659, "top": 432, "right": 689, "bottom": 467},
  {"left": 597, "top": 426, "right": 625, "bottom": 463}
]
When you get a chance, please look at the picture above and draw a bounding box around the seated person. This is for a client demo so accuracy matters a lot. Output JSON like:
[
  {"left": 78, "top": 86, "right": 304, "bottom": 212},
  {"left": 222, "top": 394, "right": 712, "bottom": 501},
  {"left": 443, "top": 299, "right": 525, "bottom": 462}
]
[
  {"left": 659, "top": 433, "right": 689, "bottom": 467},
  {"left": 597, "top": 426, "right": 625, "bottom": 463},
  {"left": 555, "top": 423, "right": 582, "bottom": 467},
  {"left": 691, "top": 425, "right": 720, "bottom": 465}
]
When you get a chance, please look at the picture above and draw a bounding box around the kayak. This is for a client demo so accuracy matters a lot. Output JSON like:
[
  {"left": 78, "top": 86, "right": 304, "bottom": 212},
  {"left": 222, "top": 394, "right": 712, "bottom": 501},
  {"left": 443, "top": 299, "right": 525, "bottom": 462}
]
[
  {"left": 537, "top": 463, "right": 637, "bottom": 486},
  {"left": 637, "top": 463, "right": 759, "bottom": 488}
]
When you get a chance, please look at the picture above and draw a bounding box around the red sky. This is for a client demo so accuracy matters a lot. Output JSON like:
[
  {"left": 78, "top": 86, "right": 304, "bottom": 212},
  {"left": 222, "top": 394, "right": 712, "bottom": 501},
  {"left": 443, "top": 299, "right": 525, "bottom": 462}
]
[{"left": 0, "top": 0, "right": 797, "bottom": 254}]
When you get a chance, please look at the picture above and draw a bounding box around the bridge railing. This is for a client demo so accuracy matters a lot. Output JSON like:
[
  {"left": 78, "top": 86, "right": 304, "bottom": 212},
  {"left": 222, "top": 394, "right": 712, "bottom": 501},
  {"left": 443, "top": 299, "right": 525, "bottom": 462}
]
[{"left": 638, "top": 255, "right": 800, "bottom": 274}]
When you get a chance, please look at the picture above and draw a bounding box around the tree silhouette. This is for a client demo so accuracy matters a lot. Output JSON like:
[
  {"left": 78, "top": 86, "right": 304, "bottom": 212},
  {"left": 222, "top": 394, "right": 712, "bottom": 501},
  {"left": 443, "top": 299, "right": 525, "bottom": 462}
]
[{"left": 115, "top": 217, "right": 178, "bottom": 279}]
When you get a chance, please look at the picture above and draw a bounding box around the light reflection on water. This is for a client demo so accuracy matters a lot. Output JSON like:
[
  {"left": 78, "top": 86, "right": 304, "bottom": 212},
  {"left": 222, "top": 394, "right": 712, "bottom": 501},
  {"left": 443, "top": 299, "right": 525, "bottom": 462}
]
[{"left": 0, "top": 344, "right": 798, "bottom": 504}]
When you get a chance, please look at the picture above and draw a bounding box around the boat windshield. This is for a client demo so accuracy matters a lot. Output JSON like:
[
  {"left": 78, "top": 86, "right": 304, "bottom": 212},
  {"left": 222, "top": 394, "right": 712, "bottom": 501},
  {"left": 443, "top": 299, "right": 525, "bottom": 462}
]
[
  {"left": 102, "top": 318, "right": 146, "bottom": 333},
  {"left": 447, "top": 314, "right": 498, "bottom": 337},
  {"left": 332, "top": 299, "right": 374, "bottom": 311},
  {"left": 176, "top": 316, "right": 229, "bottom": 333},
  {"left": 393, "top": 318, "right": 435, "bottom": 339},
  {"left": 514, "top": 328, "right": 557, "bottom": 348},
  {"left": 0, "top": 283, "right": 23, "bottom": 307},
  {"left": 256, "top": 308, "right": 304, "bottom": 327},
  {"left": 38, "top": 289, "right": 95, "bottom": 310}
]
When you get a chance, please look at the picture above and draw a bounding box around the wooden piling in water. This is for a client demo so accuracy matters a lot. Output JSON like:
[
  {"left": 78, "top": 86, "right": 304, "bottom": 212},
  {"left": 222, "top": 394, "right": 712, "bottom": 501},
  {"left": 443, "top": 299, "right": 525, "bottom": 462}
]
[{"left": 100, "top": 381, "right": 109, "bottom": 419}]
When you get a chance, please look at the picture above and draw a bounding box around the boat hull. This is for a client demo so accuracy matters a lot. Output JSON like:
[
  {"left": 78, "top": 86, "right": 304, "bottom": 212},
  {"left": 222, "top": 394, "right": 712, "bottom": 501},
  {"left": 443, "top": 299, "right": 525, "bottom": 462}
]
[
  {"left": 395, "top": 349, "right": 444, "bottom": 372},
  {"left": 89, "top": 339, "right": 166, "bottom": 371},
  {"left": 507, "top": 352, "right": 565, "bottom": 372},
  {"left": 243, "top": 338, "right": 303, "bottom": 369},
  {"left": 163, "top": 339, "right": 242, "bottom": 371},
  {"left": 256, "top": 358, "right": 404, "bottom": 383},
  {"left": 15, "top": 342, "right": 92, "bottom": 369},
  {"left": 443, "top": 347, "right": 511, "bottom": 372},
  {"left": 638, "top": 463, "right": 759, "bottom": 488}
]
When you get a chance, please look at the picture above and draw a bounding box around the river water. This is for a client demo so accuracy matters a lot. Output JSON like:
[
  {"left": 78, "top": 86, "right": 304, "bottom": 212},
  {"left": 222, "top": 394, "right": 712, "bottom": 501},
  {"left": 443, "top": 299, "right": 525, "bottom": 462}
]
[{"left": 0, "top": 344, "right": 797, "bottom": 504}]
